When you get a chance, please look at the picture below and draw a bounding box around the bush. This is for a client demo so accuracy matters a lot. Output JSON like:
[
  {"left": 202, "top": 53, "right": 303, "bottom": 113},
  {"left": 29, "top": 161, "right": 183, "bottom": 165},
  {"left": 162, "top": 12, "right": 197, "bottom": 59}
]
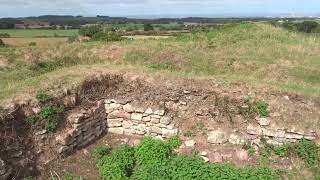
[
  {"left": 79, "top": 25, "right": 103, "bottom": 37},
  {"left": 296, "top": 139, "right": 319, "bottom": 166},
  {"left": 97, "top": 145, "right": 135, "bottom": 180},
  {"left": 166, "top": 135, "right": 182, "bottom": 150},
  {"left": 296, "top": 21, "right": 319, "bottom": 33},
  {"left": 144, "top": 24, "right": 154, "bottom": 31},
  {"left": 0, "top": 33, "right": 10, "bottom": 38},
  {"left": 93, "top": 145, "right": 112, "bottom": 159},
  {"left": 135, "top": 137, "right": 172, "bottom": 166},
  {"left": 40, "top": 106, "right": 64, "bottom": 131},
  {"left": 91, "top": 31, "right": 124, "bottom": 42},
  {"left": 28, "top": 42, "right": 37, "bottom": 46}
]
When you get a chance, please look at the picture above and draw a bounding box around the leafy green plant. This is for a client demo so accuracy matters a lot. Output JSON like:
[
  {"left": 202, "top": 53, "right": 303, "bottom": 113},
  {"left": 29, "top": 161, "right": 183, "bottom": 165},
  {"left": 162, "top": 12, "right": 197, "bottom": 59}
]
[
  {"left": 94, "top": 145, "right": 112, "bottom": 159},
  {"left": 296, "top": 139, "right": 319, "bottom": 166},
  {"left": 97, "top": 144, "right": 135, "bottom": 180},
  {"left": 256, "top": 100, "right": 270, "bottom": 117},
  {"left": 135, "top": 137, "right": 172, "bottom": 166},
  {"left": 36, "top": 91, "right": 52, "bottom": 103},
  {"left": 62, "top": 173, "right": 83, "bottom": 180},
  {"left": 183, "top": 131, "right": 194, "bottom": 137},
  {"left": 40, "top": 106, "right": 64, "bottom": 131},
  {"left": 243, "top": 143, "right": 255, "bottom": 157},
  {"left": 26, "top": 116, "right": 39, "bottom": 125},
  {"left": 165, "top": 135, "right": 182, "bottom": 150}
]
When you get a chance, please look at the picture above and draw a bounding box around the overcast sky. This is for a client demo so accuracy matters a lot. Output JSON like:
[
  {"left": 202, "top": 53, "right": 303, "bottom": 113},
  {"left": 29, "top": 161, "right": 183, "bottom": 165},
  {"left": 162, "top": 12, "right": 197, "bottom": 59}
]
[{"left": 0, "top": 0, "right": 319, "bottom": 18}]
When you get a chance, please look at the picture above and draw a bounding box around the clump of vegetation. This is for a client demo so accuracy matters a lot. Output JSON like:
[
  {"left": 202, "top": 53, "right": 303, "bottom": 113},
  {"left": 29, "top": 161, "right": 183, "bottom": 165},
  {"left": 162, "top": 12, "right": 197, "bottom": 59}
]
[
  {"left": 240, "top": 96, "right": 270, "bottom": 118},
  {"left": 28, "top": 42, "right": 37, "bottom": 46},
  {"left": 95, "top": 136, "right": 279, "bottom": 180},
  {"left": 280, "top": 21, "right": 320, "bottom": 33},
  {"left": 243, "top": 143, "right": 255, "bottom": 157},
  {"left": 25, "top": 91, "right": 63, "bottom": 132},
  {"left": 91, "top": 31, "right": 124, "bottom": 42},
  {"left": 93, "top": 145, "right": 112, "bottom": 159},
  {"left": 97, "top": 144, "right": 135, "bottom": 179},
  {"left": 36, "top": 91, "right": 52, "bottom": 103},
  {"left": 0, "top": 39, "right": 5, "bottom": 47},
  {"left": 143, "top": 23, "right": 154, "bottom": 31},
  {"left": 79, "top": 25, "right": 103, "bottom": 37},
  {"left": 0, "top": 33, "right": 10, "bottom": 38},
  {"left": 260, "top": 139, "right": 320, "bottom": 167},
  {"left": 147, "top": 63, "right": 176, "bottom": 71},
  {"left": 183, "top": 131, "right": 194, "bottom": 137}
]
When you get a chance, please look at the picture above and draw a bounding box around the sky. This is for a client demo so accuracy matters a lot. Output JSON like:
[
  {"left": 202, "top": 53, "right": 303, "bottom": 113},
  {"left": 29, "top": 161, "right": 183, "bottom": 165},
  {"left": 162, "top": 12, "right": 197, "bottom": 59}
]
[{"left": 0, "top": 0, "right": 319, "bottom": 18}]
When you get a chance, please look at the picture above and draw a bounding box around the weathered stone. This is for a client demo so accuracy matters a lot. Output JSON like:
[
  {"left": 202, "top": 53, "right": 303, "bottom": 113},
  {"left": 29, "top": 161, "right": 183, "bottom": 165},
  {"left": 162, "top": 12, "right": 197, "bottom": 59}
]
[
  {"left": 107, "top": 119, "right": 123, "bottom": 127},
  {"left": 0, "top": 159, "right": 6, "bottom": 175},
  {"left": 108, "top": 110, "right": 130, "bottom": 119},
  {"left": 207, "top": 130, "right": 228, "bottom": 144},
  {"left": 124, "top": 129, "right": 135, "bottom": 135},
  {"left": 266, "top": 139, "right": 283, "bottom": 145},
  {"left": 160, "top": 116, "right": 172, "bottom": 125},
  {"left": 149, "top": 126, "right": 162, "bottom": 134},
  {"left": 123, "top": 104, "right": 134, "bottom": 113},
  {"left": 212, "top": 152, "right": 223, "bottom": 163},
  {"left": 56, "top": 134, "right": 73, "bottom": 145},
  {"left": 142, "top": 116, "right": 151, "bottom": 122},
  {"left": 105, "top": 103, "right": 121, "bottom": 113},
  {"left": 135, "top": 130, "right": 146, "bottom": 135},
  {"left": 202, "top": 156, "right": 210, "bottom": 163},
  {"left": 151, "top": 115, "right": 162, "bottom": 119},
  {"left": 122, "top": 120, "right": 134, "bottom": 129},
  {"left": 151, "top": 117, "right": 160, "bottom": 124},
  {"left": 256, "top": 117, "right": 271, "bottom": 126},
  {"left": 246, "top": 124, "right": 262, "bottom": 135},
  {"left": 35, "top": 130, "right": 47, "bottom": 136},
  {"left": 262, "top": 128, "right": 285, "bottom": 138},
  {"left": 235, "top": 149, "right": 249, "bottom": 161},
  {"left": 154, "top": 110, "right": 165, "bottom": 116},
  {"left": 200, "top": 151, "right": 208, "bottom": 156},
  {"left": 229, "top": 133, "right": 246, "bottom": 145},
  {"left": 162, "top": 128, "right": 178, "bottom": 137},
  {"left": 145, "top": 108, "right": 153, "bottom": 115},
  {"left": 135, "top": 124, "right": 147, "bottom": 132},
  {"left": 131, "top": 113, "right": 143, "bottom": 121},
  {"left": 108, "top": 127, "right": 124, "bottom": 134},
  {"left": 285, "top": 133, "right": 304, "bottom": 139},
  {"left": 185, "top": 140, "right": 196, "bottom": 147},
  {"left": 57, "top": 146, "right": 69, "bottom": 154},
  {"left": 134, "top": 107, "right": 145, "bottom": 113},
  {"left": 63, "top": 95, "right": 77, "bottom": 108}
]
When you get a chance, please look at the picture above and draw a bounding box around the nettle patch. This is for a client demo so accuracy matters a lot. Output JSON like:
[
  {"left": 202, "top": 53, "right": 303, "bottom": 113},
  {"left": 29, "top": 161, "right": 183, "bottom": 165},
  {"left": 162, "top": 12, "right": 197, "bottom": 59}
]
[
  {"left": 25, "top": 91, "right": 64, "bottom": 132},
  {"left": 94, "top": 136, "right": 280, "bottom": 180}
]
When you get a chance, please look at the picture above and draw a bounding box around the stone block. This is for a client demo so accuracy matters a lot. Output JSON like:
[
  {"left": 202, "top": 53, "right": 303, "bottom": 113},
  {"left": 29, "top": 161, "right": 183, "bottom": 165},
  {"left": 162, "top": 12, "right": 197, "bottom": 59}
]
[
  {"left": 207, "top": 130, "right": 228, "bottom": 144},
  {"left": 108, "top": 127, "right": 124, "bottom": 135},
  {"left": 122, "top": 120, "right": 134, "bottom": 129},
  {"left": 160, "top": 116, "right": 172, "bottom": 125},
  {"left": 123, "top": 104, "right": 134, "bottom": 113},
  {"left": 131, "top": 113, "right": 143, "bottom": 121}
]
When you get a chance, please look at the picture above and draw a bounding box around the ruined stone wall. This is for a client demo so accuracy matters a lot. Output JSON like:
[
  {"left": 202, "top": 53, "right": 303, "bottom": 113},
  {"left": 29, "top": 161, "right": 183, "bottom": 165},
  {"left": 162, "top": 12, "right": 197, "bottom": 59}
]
[
  {"left": 105, "top": 99, "right": 178, "bottom": 139},
  {"left": 55, "top": 99, "right": 178, "bottom": 155}
]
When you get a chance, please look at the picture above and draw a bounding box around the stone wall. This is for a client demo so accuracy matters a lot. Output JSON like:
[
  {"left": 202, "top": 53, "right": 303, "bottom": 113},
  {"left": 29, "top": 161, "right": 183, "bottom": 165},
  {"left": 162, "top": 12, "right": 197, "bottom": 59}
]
[
  {"left": 105, "top": 99, "right": 178, "bottom": 139},
  {"left": 55, "top": 99, "right": 178, "bottom": 155},
  {"left": 56, "top": 101, "right": 106, "bottom": 155}
]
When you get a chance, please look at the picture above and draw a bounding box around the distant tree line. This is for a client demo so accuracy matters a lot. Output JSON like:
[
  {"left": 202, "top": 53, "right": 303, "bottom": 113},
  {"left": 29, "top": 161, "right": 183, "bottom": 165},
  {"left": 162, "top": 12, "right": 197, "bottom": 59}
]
[
  {"left": 273, "top": 20, "right": 320, "bottom": 33},
  {"left": 1, "top": 15, "right": 319, "bottom": 29}
]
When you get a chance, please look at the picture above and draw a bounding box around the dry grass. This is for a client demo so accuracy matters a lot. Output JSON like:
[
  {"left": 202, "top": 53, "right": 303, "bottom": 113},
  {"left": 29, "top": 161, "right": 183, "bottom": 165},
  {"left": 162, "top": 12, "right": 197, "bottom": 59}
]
[{"left": 2, "top": 37, "right": 68, "bottom": 47}]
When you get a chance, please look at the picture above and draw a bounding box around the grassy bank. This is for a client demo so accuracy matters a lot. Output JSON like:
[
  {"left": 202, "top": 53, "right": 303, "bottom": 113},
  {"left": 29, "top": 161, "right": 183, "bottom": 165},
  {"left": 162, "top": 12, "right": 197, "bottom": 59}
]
[{"left": 0, "top": 23, "right": 319, "bottom": 104}]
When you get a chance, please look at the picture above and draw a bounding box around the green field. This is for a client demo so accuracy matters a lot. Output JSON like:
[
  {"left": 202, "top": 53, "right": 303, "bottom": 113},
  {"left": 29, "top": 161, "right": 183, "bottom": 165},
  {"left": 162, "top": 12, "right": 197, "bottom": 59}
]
[{"left": 0, "top": 29, "right": 78, "bottom": 37}]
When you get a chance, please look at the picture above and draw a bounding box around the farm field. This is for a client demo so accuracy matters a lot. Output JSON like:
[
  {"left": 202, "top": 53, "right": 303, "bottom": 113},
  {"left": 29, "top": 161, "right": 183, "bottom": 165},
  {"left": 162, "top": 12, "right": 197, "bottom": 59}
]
[
  {"left": 1, "top": 37, "right": 68, "bottom": 46},
  {"left": 0, "top": 29, "right": 78, "bottom": 37}
]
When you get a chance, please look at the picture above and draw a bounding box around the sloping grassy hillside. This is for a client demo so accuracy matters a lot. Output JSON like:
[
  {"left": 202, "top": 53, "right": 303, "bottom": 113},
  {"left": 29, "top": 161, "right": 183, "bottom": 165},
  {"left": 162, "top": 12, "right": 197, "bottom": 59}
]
[{"left": 0, "top": 23, "right": 319, "bottom": 104}]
